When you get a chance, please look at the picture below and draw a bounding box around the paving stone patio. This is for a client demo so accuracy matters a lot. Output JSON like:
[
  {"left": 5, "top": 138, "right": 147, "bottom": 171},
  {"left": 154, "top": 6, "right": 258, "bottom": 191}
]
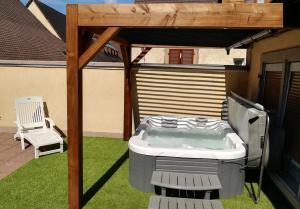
[{"left": 0, "top": 133, "right": 33, "bottom": 180}]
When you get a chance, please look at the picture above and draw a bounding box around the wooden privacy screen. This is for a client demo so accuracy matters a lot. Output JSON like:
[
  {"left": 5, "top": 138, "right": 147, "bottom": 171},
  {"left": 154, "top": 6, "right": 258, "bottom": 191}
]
[
  {"left": 285, "top": 72, "right": 300, "bottom": 164},
  {"left": 132, "top": 68, "right": 227, "bottom": 123}
]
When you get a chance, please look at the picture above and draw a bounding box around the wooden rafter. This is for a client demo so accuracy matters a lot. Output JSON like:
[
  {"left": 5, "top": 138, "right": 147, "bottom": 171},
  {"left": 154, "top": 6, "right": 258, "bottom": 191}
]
[
  {"left": 78, "top": 3, "right": 283, "bottom": 29},
  {"left": 82, "top": 27, "right": 129, "bottom": 47},
  {"left": 132, "top": 47, "right": 152, "bottom": 64},
  {"left": 79, "top": 27, "right": 121, "bottom": 70}
]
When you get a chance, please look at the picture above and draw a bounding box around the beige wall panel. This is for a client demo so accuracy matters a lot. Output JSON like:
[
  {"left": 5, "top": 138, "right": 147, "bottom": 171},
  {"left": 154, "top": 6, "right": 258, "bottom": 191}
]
[
  {"left": 132, "top": 48, "right": 166, "bottom": 64},
  {"left": 82, "top": 68, "right": 124, "bottom": 134},
  {"left": 0, "top": 67, "right": 124, "bottom": 137},
  {"left": 248, "top": 29, "right": 300, "bottom": 101},
  {"left": 0, "top": 65, "right": 247, "bottom": 137},
  {"left": 198, "top": 48, "right": 246, "bottom": 65},
  {"left": 0, "top": 67, "right": 67, "bottom": 130}
]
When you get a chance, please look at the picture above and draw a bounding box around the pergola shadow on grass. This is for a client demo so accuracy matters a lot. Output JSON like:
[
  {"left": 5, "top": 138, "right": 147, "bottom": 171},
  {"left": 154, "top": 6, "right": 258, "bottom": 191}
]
[
  {"left": 65, "top": 2, "right": 298, "bottom": 209},
  {"left": 82, "top": 149, "right": 129, "bottom": 207}
]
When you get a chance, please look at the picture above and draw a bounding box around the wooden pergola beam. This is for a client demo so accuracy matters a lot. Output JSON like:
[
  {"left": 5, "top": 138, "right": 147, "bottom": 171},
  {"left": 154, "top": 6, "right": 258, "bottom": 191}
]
[
  {"left": 78, "top": 3, "right": 283, "bottom": 29},
  {"left": 79, "top": 27, "right": 121, "bottom": 70}
]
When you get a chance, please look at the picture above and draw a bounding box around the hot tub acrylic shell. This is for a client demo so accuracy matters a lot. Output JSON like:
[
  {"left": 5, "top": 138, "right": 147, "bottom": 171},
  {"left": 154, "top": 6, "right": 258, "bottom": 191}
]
[{"left": 128, "top": 117, "right": 246, "bottom": 198}]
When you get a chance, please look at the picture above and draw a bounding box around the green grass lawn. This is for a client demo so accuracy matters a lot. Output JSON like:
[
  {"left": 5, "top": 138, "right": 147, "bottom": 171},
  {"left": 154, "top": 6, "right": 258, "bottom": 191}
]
[{"left": 0, "top": 137, "right": 291, "bottom": 209}]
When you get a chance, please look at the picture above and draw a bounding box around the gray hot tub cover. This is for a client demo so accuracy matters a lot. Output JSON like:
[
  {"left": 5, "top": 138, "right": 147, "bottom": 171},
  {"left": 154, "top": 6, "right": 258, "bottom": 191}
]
[{"left": 227, "top": 93, "right": 268, "bottom": 168}]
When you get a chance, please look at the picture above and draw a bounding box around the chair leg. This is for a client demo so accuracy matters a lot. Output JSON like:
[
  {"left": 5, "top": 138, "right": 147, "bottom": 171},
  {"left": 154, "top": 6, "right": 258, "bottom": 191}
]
[
  {"left": 204, "top": 191, "right": 211, "bottom": 199},
  {"left": 35, "top": 147, "right": 39, "bottom": 159},
  {"left": 21, "top": 137, "right": 25, "bottom": 150},
  {"left": 60, "top": 142, "right": 63, "bottom": 153}
]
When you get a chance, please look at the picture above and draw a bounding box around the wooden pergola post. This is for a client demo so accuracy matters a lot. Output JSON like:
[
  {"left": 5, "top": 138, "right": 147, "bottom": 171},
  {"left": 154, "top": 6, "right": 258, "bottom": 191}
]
[
  {"left": 67, "top": 5, "right": 122, "bottom": 209},
  {"left": 66, "top": 5, "right": 82, "bottom": 209},
  {"left": 121, "top": 44, "right": 132, "bottom": 141}
]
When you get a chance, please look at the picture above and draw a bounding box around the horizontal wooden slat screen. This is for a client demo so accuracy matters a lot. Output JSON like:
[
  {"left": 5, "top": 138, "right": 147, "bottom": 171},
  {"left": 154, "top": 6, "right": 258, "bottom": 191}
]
[
  {"left": 285, "top": 72, "right": 300, "bottom": 163},
  {"left": 132, "top": 67, "right": 230, "bottom": 123}
]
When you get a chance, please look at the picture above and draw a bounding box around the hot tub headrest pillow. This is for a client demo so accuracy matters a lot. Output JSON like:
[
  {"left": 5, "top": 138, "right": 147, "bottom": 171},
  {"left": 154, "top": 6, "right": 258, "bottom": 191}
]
[{"left": 227, "top": 96, "right": 267, "bottom": 168}]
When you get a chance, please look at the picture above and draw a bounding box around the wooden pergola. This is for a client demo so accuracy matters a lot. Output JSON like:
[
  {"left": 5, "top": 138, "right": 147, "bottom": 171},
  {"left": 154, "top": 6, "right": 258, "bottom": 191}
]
[{"left": 66, "top": 3, "right": 284, "bottom": 209}]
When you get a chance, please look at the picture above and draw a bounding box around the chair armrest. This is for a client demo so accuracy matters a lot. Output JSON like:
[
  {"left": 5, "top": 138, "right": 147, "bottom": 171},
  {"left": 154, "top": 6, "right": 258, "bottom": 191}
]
[
  {"left": 14, "top": 121, "right": 24, "bottom": 131},
  {"left": 45, "top": 118, "right": 55, "bottom": 129},
  {"left": 14, "top": 121, "right": 25, "bottom": 138}
]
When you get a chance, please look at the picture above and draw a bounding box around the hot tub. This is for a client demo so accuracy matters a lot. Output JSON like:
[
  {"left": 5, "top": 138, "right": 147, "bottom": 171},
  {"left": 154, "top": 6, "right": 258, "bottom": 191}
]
[{"left": 129, "top": 116, "right": 246, "bottom": 198}]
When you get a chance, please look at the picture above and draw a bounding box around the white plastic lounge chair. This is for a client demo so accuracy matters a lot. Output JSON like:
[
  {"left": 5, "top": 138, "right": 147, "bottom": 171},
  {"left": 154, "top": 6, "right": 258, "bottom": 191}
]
[{"left": 14, "top": 96, "right": 63, "bottom": 158}]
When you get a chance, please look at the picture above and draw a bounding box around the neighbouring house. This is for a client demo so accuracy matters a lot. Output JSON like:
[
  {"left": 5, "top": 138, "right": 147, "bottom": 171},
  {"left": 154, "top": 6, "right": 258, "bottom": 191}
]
[
  {"left": 0, "top": 0, "right": 124, "bottom": 138},
  {"left": 25, "top": 0, "right": 121, "bottom": 61},
  {"left": 26, "top": 0, "right": 66, "bottom": 41},
  {"left": 132, "top": 1, "right": 247, "bottom": 66}
]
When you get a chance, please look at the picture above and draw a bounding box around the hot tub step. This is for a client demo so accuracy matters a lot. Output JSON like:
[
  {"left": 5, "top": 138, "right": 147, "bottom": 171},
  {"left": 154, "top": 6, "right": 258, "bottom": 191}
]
[
  {"left": 151, "top": 171, "right": 222, "bottom": 198},
  {"left": 148, "top": 196, "right": 223, "bottom": 209}
]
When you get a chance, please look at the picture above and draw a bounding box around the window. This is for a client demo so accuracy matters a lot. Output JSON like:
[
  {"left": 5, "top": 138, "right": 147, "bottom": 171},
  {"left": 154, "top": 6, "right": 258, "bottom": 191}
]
[
  {"left": 233, "top": 58, "right": 245, "bottom": 66},
  {"left": 259, "top": 63, "right": 284, "bottom": 115},
  {"left": 169, "top": 49, "right": 194, "bottom": 64},
  {"left": 284, "top": 62, "right": 300, "bottom": 164}
]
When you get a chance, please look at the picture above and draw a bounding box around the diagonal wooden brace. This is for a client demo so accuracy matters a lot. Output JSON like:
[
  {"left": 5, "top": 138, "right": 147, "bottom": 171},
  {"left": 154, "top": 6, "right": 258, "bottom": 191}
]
[
  {"left": 79, "top": 27, "right": 121, "bottom": 70},
  {"left": 132, "top": 47, "right": 152, "bottom": 64}
]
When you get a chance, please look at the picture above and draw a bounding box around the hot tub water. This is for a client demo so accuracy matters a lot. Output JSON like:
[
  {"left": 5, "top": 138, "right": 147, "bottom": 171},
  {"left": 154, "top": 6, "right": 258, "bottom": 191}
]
[{"left": 146, "top": 127, "right": 230, "bottom": 150}]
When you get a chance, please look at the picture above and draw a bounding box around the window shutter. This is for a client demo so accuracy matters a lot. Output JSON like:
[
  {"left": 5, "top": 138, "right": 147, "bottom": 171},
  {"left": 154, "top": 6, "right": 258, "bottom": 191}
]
[
  {"left": 263, "top": 71, "right": 282, "bottom": 111},
  {"left": 169, "top": 49, "right": 194, "bottom": 64},
  {"left": 285, "top": 71, "right": 300, "bottom": 163},
  {"left": 169, "top": 49, "right": 181, "bottom": 64},
  {"left": 181, "top": 49, "right": 194, "bottom": 64}
]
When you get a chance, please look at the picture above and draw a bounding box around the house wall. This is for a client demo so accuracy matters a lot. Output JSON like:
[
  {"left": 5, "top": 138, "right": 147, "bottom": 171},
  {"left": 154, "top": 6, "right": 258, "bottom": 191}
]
[
  {"left": 247, "top": 29, "right": 300, "bottom": 101},
  {"left": 28, "top": 1, "right": 60, "bottom": 39},
  {"left": 132, "top": 48, "right": 166, "bottom": 64},
  {"left": 132, "top": 47, "right": 246, "bottom": 65},
  {"left": 0, "top": 64, "right": 248, "bottom": 138},
  {"left": 198, "top": 48, "right": 246, "bottom": 65}
]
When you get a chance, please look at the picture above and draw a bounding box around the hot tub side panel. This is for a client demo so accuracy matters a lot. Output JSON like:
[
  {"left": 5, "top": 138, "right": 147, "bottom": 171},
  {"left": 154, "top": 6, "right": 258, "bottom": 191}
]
[
  {"left": 219, "top": 158, "right": 245, "bottom": 197},
  {"left": 129, "top": 150, "right": 245, "bottom": 198},
  {"left": 129, "top": 150, "right": 156, "bottom": 192}
]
